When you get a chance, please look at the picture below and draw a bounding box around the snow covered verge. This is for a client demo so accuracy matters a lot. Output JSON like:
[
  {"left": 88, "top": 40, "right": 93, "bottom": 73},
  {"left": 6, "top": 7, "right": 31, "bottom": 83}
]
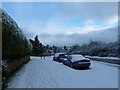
[
  {"left": 85, "top": 56, "right": 120, "bottom": 64},
  {"left": 7, "top": 56, "right": 118, "bottom": 88}
]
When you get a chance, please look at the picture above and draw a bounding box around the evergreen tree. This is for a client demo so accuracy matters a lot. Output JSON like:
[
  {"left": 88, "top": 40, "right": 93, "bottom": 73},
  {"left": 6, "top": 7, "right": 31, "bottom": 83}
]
[{"left": 29, "top": 35, "right": 43, "bottom": 55}]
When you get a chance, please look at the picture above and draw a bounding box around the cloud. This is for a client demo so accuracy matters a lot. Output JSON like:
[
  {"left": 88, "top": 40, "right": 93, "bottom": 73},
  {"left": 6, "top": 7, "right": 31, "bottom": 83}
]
[
  {"left": 2, "top": 0, "right": 119, "bottom": 2},
  {"left": 22, "top": 15, "right": 118, "bottom": 37},
  {"left": 106, "top": 15, "right": 118, "bottom": 25},
  {"left": 36, "top": 26, "right": 118, "bottom": 46},
  {"left": 3, "top": 2, "right": 118, "bottom": 46},
  {"left": 56, "top": 2, "right": 118, "bottom": 21}
]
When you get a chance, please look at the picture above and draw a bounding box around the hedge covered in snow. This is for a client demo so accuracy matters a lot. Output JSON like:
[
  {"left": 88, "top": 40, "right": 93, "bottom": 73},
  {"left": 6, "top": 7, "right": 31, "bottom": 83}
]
[
  {"left": 1, "top": 9, "right": 32, "bottom": 88},
  {"left": 2, "top": 9, "right": 32, "bottom": 61}
]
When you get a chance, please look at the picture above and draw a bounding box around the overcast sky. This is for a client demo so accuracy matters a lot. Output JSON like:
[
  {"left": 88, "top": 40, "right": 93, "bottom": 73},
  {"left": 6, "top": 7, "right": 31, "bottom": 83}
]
[{"left": 2, "top": 2, "right": 118, "bottom": 46}]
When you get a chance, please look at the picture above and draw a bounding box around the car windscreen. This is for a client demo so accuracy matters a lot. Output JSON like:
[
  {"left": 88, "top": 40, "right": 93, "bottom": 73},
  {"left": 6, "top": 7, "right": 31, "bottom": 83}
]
[
  {"left": 54, "top": 53, "right": 65, "bottom": 57},
  {"left": 59, "top": 54, "right": 67, "bottom": 58},
  {"left": 70, "top": 55, "right": 88, "bottom": 62}
]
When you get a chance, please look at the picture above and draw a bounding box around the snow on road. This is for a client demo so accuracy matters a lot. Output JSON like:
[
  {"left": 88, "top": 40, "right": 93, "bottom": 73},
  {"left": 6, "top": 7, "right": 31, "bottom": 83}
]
[{"left": 7, "top": 56, "right": 118, "bottom": 88}]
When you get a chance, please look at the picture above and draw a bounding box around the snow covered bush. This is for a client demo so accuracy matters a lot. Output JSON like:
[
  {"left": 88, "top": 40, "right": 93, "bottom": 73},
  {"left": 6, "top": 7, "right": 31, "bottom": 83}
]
[{"left": 2, "top": 9, "right": 32, "bottom": 61}]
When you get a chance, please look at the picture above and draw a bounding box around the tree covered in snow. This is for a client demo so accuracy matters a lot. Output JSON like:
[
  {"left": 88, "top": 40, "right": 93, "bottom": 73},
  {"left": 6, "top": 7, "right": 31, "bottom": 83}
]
[
  {"left": 50, "top": 45, "right": 63, "bottom": 53},
  {"left": 63, "top": 39, "right": 118, "bottom": 57},
  {"left": 29, "top": 36, "right": 58, "bottom": 55},
  {"left": 80, "top": 40, "right": 118, "bottom": 57},
  {"left": 64, "top": 46, "right": 68, "bottom": 50}
]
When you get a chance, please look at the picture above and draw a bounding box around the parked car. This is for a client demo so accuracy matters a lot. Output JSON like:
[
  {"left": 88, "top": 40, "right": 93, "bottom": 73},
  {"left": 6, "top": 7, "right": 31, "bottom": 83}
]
[
  {"left": 53, "top": 53, "right": 68, "bottom": 62},
  {"left": 63, "top": 54, "right": 91, "bottom": 69}
]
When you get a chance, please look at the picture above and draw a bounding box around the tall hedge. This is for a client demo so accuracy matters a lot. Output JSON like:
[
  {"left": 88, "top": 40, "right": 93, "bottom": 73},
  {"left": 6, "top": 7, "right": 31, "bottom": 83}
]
[{"left": 1, "top": 9, "right": 32, "bottom": 62}]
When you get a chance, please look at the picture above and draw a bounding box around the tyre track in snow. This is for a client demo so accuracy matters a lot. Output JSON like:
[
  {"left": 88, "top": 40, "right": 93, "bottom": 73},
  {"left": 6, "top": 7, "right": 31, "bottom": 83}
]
[
  {"left": 7, "top": 56, "right": 58, "bottom": 88},
  {"left": 41, "top": 57, "right": 58, "bottom": 87},
  {"left": 7, "top": 56, "right": 118, "bottom": 88},
  {"left": 35, "top": 57, "right": 57, "bottom": 88}
]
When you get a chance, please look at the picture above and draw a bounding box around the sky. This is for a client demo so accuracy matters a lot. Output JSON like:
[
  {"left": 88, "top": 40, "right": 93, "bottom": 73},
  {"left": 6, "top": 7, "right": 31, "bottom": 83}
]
[{"left": 2, "top": 2, "right": 118, "bottom": 46}]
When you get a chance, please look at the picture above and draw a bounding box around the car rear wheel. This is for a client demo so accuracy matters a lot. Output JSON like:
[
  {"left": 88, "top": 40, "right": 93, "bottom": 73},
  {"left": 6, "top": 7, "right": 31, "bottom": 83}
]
[{"left": 70, "top": 64, "right": 73, "bottom": 68}]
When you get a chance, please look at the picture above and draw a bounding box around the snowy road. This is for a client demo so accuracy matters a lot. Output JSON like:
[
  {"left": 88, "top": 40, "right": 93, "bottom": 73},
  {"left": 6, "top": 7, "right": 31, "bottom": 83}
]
[{"left": 7, "top": 56, "right": 118, "bottom": 88}]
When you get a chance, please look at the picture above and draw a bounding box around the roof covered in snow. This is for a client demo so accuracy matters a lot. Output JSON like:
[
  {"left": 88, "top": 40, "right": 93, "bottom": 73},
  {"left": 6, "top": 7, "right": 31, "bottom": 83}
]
[{"left": 70, "top": 54, "right": 90, "bottom": 62}]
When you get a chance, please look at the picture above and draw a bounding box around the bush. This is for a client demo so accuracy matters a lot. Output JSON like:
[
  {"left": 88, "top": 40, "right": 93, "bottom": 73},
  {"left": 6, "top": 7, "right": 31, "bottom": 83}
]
[{"left": 2, "top": 9, "right": 32, "bottom": 62}]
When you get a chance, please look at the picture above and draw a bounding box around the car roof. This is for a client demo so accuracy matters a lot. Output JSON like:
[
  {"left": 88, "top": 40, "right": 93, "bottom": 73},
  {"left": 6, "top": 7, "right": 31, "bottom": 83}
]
[{"left": 54, "top": 53, "right": 66, "bottom": 57}]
